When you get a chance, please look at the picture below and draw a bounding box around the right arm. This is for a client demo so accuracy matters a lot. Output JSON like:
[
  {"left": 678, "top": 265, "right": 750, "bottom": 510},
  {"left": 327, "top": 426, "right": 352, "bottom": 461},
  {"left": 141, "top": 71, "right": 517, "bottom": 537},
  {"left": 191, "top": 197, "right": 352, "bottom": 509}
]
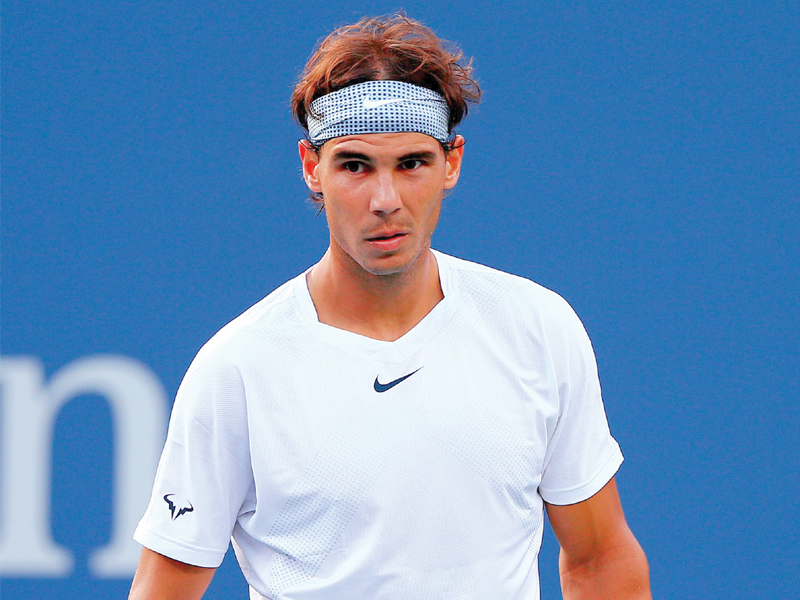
[
  {"left": 131, "top": 353, "right": 251, "bottom": 599},
  {"left": 129, "top": 547, "right": 216, "bottom": 600}
]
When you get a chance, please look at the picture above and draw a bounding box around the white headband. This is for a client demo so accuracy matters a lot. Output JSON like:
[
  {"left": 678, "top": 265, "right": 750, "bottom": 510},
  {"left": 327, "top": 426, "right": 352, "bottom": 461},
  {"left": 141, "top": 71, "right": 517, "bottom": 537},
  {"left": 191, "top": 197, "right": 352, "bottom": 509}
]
[{"left": 306, "top": 80, "right": 451, "bottom": 145}]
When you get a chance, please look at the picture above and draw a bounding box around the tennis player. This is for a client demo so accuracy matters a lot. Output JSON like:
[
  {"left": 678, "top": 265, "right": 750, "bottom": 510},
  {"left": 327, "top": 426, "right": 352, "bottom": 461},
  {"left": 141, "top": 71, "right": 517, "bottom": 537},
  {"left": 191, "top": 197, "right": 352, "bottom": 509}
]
[{"left": 130, "top": 14, "right": 650, "bottom": 600}]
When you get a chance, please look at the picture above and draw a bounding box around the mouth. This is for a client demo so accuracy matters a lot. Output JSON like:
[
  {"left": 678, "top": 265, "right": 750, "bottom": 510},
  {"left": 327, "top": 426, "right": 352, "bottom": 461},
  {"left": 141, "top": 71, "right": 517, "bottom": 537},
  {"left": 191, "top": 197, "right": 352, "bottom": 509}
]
[
  {"left": 366, "top": 231, "right": 408, "bottom": 251},
  {"left": 367, "top": 232, "right": 407, "bottom": 242}
]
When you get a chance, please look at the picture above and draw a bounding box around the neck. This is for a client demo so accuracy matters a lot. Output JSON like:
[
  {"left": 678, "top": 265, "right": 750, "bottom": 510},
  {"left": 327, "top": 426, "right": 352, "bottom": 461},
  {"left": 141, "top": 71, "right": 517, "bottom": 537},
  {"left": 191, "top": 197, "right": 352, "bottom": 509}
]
[{"left": 306, "top": 248, "right": 443, "bottom": 342}]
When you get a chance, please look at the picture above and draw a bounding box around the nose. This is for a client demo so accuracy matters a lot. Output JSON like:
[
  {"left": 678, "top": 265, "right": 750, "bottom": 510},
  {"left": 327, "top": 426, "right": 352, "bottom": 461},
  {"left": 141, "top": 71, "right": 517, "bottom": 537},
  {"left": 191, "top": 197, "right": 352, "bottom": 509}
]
[{"left": 369, "top": 171, "right": 402, "bottom": 215}]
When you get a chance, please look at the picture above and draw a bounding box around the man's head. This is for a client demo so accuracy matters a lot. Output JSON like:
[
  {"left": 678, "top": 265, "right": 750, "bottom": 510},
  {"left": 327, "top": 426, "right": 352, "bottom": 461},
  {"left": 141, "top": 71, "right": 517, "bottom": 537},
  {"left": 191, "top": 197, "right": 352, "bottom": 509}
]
[
  {"left": 291, "top": 14, "right": 481, "bottom": 146},
  {"left": 293, "top": 15, "right": 480, "bottom": 278}
]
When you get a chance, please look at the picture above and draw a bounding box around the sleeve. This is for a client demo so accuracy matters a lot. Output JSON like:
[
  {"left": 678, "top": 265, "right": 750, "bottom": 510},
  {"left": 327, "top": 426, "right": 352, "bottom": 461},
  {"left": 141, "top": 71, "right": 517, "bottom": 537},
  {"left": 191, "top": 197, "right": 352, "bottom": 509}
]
[
  {"left": 537, "top": 296, "right": 623, "bottom": 506},
  {"left": 133, "top": 343, "right": 254, "bottom": 567}
]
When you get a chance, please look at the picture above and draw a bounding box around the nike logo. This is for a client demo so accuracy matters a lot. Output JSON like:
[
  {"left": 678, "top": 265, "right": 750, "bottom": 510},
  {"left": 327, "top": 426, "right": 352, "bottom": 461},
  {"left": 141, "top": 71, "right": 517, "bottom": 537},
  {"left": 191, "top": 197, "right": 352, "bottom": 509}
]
[
  {"left": 373, "top": 367, "right": 423, "bottom": 393},
  {"left": 362, "top": 96, "right": 406, "bottom": 110}
]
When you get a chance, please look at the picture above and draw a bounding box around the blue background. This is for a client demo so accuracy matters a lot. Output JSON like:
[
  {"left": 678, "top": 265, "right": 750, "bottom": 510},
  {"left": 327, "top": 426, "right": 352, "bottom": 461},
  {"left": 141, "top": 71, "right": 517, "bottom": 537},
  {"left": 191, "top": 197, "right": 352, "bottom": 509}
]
[{"left": 2, "top": 1, "right": 798, "bottom": 598}]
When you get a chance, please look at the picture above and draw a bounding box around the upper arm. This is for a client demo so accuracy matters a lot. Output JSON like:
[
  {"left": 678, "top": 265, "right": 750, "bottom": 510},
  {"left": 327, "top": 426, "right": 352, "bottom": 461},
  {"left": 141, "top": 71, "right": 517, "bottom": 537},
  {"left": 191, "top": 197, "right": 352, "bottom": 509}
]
[
  {"left": 134, "top": 352, "right": 253, "bottom": 568},
  {"left": 129, "top": 547, "right": 216, "bottom": 600},
  {"left": 546, "top": 477, "right": 650, "bottom": 598},
  {"left": 545, "top": 477, "right": 633, "bottom": 563},
  {"left": 536, "top": 293, "right": 624, "bottom": 506}
]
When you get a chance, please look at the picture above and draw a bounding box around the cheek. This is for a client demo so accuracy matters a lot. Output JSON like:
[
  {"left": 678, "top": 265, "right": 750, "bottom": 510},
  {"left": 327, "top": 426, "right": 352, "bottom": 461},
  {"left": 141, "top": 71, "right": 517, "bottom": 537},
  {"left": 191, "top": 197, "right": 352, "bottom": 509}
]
[
  {"left": 323, "top": 170, "right": 367, "bottom": 200},
  {"left": 322, "top": 189, "right": 362, "bottom": 238},
  {"left": 324, "top": 209, "right": 353, "bottom": 252},
  {"left": 417, "top": 192, "right": 443, "bottom": 231},
  {"left": 427, "top": 202, "right": 443, "bottom": 227}
]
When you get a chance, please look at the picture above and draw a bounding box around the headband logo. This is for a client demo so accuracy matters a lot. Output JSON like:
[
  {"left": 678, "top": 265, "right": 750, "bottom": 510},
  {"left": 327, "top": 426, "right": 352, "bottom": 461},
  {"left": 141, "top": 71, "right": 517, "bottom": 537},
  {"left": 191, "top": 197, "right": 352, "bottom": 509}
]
[{"left": 362, "top": 96, "right": 406, "bottom": 110}]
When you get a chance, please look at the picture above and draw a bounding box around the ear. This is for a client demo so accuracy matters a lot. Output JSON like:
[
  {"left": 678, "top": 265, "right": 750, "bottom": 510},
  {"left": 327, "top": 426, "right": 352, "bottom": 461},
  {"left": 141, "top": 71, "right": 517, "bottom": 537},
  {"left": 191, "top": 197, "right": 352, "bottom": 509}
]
[
  {"left": 298, "top": 140, "right": 323, "bottom": 193},
  {"left": 443, "top": 135, "right": 465, "bottom": 190}
]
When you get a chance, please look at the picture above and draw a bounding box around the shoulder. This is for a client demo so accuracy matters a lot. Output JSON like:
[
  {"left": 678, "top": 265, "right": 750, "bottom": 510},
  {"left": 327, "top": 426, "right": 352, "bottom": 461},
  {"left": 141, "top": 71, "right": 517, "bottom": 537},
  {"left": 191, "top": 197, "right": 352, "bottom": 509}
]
[
  {"left": 436, "top": 251, "right": 581, "bottom": 329},
  {"left": 185, "top": 273, "right": 307, "bottom": 379},
  {"left": 169, "top": 273, "right": 310, "bottom": 423}
]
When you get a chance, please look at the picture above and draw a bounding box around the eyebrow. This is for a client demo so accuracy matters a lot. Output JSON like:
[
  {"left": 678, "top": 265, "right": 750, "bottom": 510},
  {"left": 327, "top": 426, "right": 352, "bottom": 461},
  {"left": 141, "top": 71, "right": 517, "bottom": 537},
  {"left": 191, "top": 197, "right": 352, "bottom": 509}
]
[
  {"left": 330, "top": 151, "right": 371, "bottom": 162},
  {"left": 398, "top": 151, "right": 438, "bottom": 162},
  {"left": 330, "top": 150, "right": 439, "bottom": 163}
]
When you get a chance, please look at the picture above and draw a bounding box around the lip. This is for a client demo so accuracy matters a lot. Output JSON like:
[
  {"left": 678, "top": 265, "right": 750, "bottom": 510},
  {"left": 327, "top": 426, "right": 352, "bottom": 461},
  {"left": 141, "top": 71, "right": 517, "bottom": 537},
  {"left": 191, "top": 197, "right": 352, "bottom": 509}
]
[{"left": 366, "top": 230, "right": 408, "bottom": 252}]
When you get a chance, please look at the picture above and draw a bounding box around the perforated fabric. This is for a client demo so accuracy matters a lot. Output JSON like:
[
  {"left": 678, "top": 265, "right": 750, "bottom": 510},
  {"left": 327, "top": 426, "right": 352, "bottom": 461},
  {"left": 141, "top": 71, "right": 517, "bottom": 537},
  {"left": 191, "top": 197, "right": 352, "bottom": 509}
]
[
  {"left": 134, "top": 251, "right": 623, "bottom": 600},
  {"left": 306, "top": 81, "right": 450, "bottom": 145}
]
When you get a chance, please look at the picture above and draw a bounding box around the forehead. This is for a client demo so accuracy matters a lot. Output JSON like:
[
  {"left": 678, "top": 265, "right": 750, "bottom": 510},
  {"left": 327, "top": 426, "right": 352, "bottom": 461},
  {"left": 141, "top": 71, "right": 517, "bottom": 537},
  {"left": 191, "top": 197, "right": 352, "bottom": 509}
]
[{"left": 321, "top": 132, "right": 443, "bottom": 159}]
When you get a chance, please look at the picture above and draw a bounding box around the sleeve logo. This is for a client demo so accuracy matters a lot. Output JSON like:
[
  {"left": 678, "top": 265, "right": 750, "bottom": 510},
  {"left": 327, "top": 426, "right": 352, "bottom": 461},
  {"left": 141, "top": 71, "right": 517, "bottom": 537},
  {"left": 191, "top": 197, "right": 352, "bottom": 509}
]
[{"left": 163, "top": 494, "right": 194, "bottom": 520}]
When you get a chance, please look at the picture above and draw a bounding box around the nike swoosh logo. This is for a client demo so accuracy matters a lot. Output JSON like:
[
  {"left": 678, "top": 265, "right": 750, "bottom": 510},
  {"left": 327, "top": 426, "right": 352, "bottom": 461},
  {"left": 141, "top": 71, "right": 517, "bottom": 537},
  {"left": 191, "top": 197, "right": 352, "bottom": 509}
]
[
  {"left": 362, "top": 97, "right": 406, "bottom": 110},
  {"left": 373, "top": 367, "right": 423, "bottom": 393}
]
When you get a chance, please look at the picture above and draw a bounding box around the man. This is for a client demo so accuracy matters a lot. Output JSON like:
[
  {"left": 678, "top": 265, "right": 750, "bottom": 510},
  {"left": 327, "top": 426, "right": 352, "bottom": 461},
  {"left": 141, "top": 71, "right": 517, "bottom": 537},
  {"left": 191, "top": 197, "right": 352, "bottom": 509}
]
[{"left": 130, "top": 14, "right": 650, "bottom": 600}]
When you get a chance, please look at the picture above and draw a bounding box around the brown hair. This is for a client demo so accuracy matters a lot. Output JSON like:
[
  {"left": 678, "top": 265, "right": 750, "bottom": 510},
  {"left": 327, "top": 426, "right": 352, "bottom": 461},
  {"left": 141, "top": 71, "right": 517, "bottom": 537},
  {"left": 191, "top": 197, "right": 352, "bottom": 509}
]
[{"left": 291, "top": 14, "right": 481, "bottom": 140}]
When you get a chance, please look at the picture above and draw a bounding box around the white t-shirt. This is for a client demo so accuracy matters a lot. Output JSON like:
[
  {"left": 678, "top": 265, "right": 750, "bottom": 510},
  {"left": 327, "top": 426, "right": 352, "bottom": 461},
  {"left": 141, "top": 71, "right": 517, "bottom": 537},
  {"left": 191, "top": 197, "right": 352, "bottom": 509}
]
[{"left": 134, "top": 251, "right": 623, "bottom": 600}]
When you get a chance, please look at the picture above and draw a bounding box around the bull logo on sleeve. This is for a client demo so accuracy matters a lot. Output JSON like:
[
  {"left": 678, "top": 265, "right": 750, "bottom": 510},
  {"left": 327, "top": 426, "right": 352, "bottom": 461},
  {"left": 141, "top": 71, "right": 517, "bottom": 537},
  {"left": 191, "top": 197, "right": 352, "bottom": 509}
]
[{"left": 163, "top": 494, "right": 194, "bottom": 520}]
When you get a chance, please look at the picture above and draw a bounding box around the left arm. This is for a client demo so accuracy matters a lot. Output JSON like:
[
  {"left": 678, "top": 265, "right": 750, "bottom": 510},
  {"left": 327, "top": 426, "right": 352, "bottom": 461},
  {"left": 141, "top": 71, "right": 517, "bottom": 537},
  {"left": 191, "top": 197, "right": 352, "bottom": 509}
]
[{"left": 546, "top": 477, "right": 650, "bottom": 600}]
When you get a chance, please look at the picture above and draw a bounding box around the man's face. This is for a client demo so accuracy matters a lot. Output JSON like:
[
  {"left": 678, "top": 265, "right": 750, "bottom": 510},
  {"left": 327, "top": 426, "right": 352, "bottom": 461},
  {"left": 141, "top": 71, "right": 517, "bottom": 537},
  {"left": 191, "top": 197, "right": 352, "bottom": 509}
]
[{"left": 299, "top": 132, "right": 463, "bottom": 278}]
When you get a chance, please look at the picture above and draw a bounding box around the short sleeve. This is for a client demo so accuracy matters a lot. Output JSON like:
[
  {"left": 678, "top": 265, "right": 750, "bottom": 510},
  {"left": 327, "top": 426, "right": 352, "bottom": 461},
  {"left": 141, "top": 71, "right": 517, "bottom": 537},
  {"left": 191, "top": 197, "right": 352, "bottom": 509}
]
[
  {"left": 133, "top": 343, "right": 254, "bottom": 567},
  {"left": 537, "top": 298, "right": 623, "bottom": 506}
]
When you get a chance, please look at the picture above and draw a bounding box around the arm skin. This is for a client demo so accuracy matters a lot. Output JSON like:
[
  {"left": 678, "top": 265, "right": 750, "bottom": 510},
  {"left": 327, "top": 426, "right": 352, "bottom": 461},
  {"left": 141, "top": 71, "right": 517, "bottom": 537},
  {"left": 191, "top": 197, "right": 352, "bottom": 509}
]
[
  {"left": 128, "top": 548, "right": 216, "bottom": 600},
  {"left": 546, "top": 477, "right": 651, "bottom": 600}
]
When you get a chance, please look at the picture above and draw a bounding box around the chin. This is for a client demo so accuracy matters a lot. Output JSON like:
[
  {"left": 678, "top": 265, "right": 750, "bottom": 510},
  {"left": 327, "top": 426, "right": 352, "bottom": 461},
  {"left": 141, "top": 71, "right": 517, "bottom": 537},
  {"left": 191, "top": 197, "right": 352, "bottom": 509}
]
[
  {"left": 359, "top": 249, "right": 425, "bottom": 276},
  {"left": 360, "top": 259, "right": 409, "bottom": 277}
]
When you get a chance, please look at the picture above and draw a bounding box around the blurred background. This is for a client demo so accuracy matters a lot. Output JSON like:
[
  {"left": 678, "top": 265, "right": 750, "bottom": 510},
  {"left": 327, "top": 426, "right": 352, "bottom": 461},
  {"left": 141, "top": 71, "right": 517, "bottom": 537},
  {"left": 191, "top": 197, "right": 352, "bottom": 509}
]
[{"left": 2, "top": 1, "right": 798, "bottom": 598}]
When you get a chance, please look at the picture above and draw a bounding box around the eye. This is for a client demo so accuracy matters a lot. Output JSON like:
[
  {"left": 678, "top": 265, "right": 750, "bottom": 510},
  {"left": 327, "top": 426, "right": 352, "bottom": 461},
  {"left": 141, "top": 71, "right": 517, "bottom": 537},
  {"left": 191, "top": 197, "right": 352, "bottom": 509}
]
[
  {"left": 343, "top": 161, "right": 365, "bottom": 173},
  {"left": 400, "top": 159, "right": 424, "bottom": 170}
]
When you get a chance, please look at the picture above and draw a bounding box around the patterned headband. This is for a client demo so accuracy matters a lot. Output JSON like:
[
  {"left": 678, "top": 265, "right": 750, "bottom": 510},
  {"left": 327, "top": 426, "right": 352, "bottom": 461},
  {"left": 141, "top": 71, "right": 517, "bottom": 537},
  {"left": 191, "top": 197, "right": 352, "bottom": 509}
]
[{"left": 306, "top": 80, "right": 451, "bottom": 145}]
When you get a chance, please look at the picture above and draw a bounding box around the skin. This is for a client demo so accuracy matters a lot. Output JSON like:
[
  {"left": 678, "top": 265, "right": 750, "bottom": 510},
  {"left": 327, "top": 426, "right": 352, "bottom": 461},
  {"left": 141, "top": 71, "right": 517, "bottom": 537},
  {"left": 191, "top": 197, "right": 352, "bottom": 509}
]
[
  {"left": 129, "top": 130, "right": 650, "bottom": 599},
  {"left": 547, "top": 478, "right": 651, "bottom": 599},
  {"left": 129, "top": 548, "right": 214, "bottom": 600},
  {"left": 299, "top": 131, "right": 464, "bottom": 341}
]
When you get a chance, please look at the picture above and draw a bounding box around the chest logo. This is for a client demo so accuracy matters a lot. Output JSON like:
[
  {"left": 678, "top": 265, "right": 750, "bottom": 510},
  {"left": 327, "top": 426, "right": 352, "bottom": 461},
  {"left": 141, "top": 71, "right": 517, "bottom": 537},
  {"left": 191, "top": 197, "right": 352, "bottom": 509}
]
[
  {"left": 164, "top": 494, "right": 194, "bottom": 520},
  {"left": 373, "top": 367, "right": 423, "bottom": 393}
]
